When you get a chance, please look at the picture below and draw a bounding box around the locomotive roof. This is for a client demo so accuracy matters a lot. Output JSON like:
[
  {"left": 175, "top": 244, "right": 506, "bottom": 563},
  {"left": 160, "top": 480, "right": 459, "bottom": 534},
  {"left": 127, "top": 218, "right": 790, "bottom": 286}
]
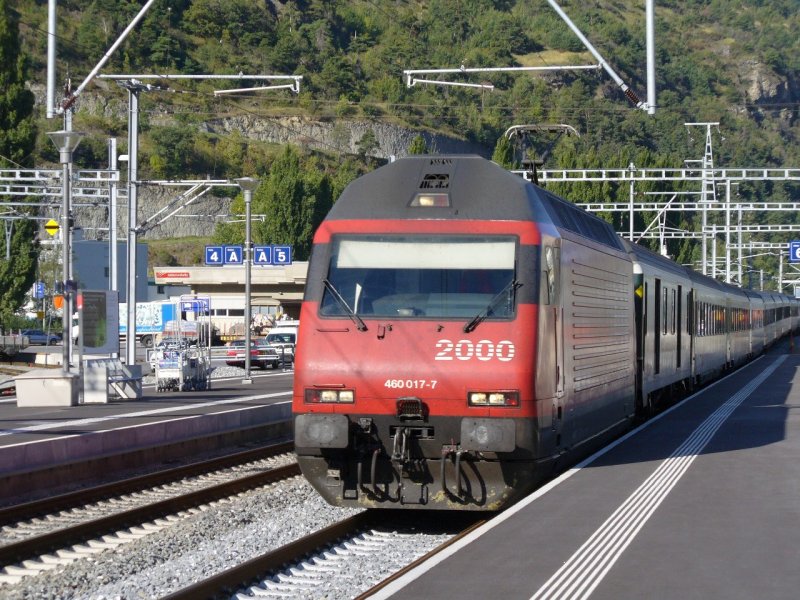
[
  {"left": 326, "top": 155, "right": 625, "bottom": 251},
  {"left": 327, "top": 155, "right": 537, "bottom": 221}
]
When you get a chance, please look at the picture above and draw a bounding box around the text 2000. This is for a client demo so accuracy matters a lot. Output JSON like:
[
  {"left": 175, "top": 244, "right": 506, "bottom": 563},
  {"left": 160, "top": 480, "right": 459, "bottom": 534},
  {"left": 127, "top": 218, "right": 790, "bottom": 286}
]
[{"left": 434, "top": 339, "right": 516, "bottom": 362}]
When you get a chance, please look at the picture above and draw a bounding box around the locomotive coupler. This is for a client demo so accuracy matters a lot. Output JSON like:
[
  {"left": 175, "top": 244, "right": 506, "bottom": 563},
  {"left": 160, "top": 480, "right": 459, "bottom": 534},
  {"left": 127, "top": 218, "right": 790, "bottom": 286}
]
[
  {"left": 441, "top": 445, "right": 469, "bottom": 499},
  {"left": 391, "top": 426, "right": 410, "bottom": 463}
]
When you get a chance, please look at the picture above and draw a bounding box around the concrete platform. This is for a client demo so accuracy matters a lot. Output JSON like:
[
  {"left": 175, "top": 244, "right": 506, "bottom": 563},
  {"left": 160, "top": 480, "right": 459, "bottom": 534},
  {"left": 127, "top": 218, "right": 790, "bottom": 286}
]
[
  {"left": 0, "top": 370, "right": 294, "bottom": 501},
  {"left": 376, "top": 347, "right": 800, "bottom": 600}
]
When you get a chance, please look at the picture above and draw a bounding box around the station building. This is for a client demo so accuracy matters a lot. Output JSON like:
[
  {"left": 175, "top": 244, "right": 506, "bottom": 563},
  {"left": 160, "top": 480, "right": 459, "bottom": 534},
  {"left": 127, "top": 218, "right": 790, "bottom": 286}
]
[{"left": 152, "top": 262, "right": 308, "bottom": 339}]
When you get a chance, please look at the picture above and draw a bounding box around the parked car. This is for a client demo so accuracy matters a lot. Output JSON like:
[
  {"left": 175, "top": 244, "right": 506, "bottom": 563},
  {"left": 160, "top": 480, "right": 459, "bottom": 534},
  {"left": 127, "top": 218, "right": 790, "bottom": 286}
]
[
  {"left": 263, "top": 322, "right": 298, "bottom": 363},
  {"left": 21, "top": 329, "right": 60, "bottom": 345},
  {"left": 225, "top": 340, "right": 280, "bottom": 369}
]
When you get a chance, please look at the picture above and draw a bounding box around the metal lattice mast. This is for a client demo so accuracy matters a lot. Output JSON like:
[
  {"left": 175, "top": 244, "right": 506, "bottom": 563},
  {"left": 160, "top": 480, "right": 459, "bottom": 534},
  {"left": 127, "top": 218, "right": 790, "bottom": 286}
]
[{"left": 686, "top": 122, "right": 719, "bottom": 276}]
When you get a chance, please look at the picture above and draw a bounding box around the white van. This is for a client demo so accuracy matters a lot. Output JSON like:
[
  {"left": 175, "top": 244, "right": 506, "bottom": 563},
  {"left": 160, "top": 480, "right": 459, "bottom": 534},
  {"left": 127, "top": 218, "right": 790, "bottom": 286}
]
[{"left": 263, "top": 320, "right": 298, "bottom": 363}]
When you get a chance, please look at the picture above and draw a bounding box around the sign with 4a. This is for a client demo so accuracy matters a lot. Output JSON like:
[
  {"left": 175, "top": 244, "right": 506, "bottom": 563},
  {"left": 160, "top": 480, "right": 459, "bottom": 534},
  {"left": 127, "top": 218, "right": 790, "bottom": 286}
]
[{"left": 204, "top": 246, "right": 223, "bottom": 266}]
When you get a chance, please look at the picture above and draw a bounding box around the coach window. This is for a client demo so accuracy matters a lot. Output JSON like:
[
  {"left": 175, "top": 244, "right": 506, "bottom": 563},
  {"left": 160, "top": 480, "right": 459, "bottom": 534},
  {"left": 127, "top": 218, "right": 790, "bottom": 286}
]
[
  {"left": 671, "top": 289, "right": 677, "bottom": 335},
  {"left": 698, "top": 302, "right": 706, "bottom": 336},
  {"left": 696, "top": 302, "right": 701, "bottom": 336}
]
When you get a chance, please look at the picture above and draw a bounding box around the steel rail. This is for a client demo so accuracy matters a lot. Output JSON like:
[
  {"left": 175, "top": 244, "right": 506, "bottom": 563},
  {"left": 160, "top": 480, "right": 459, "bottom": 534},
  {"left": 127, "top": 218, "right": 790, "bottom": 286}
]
[
  {"left": 0, "top": 461, "right": 299, "bottom": 566},
  {"left": 161, "top": 512, "right": 376, "bottom": 600},
  {"left": 0, "top": 441, "right": 293, "bottom": 526},
  {"left": 354, "top": 517, "right": 489, "bottom": 599}
]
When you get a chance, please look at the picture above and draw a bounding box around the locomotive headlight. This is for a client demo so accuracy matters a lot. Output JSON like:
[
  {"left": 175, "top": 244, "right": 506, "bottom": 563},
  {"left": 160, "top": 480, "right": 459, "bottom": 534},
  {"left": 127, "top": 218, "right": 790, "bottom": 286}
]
[
  {"left": 410, "top": 192, "right": 450, "bottom": 207},
  {"left": 468, "top": 391, "right": 519, "bottom": 407},
  {"left": 305, "top": 388, "right": 355, "bottom": 403}
]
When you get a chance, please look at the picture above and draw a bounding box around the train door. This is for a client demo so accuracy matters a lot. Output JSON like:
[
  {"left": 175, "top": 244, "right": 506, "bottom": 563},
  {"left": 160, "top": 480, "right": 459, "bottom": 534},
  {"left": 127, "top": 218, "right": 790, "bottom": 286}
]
[
  {"left": 677, "top": 285, "right": 682, "bottom": 369},
  {"left": 725, "top": 299, "right": 732, "bottom": 367},
  {"left": 633, "top": 271, "right": 645, "bottom": 413},
  {"left": 537, "top": 244, "right": 565, "bottom": 448},
  {"left": 688, "top": 289, "right": 696, "bottom": 379},
  {"left": 654, "top": 278, "right": 662, "bottom": 375}
]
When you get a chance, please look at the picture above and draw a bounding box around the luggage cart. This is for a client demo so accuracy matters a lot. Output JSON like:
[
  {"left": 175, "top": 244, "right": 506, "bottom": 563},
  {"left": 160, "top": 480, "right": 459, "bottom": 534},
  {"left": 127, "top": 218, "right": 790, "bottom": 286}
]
[
  {"left": 155, "top": 347, "right": 209, "bottom": 392},
  {"left": 155, "top": 295, "right": 212, "bottom": 392}
]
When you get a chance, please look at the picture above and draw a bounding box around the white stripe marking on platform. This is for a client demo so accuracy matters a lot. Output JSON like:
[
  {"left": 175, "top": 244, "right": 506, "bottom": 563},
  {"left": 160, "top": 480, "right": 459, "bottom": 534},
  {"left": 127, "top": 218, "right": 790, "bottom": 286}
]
[
  {"left": 370, "top": 354, "right": 780, "bottom": 600},
  {"left": 0, "top": 393, "right": 291, "bottom": 439},
  {"left": 531, "top": 354, "right": 785, "bottom": 600}
]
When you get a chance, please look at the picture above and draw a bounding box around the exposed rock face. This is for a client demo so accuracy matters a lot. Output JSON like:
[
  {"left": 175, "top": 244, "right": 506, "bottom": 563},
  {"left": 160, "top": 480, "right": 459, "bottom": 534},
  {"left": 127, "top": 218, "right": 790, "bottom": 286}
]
[
  {"left": 74, "top": 184, "right": 233, "bottom": 242},
  {"left": 202, "top": 116, "right": 490, "bottom": 160},
  {"left": 740, "top": 60, "right": 799, "bottom": 107},
  {"left": 29, "top": 84, "right": 490, "bottom": 241}
]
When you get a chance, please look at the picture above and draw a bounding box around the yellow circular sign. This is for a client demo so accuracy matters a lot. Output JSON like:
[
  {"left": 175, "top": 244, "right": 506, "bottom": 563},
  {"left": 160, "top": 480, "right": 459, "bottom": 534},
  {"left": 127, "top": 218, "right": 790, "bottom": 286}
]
[{"left": 45, "top": 219, "right": 59, "bottom": 236}]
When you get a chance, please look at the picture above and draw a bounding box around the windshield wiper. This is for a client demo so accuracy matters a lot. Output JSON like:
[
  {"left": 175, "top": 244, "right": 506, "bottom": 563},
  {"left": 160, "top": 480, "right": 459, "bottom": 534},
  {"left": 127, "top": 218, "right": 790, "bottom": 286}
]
[
  {"left": 323, "top": 279, "right": 368, "bottom": 332},
  {"left": 463, "top": 280, "right": 522, "bottom": 333}
]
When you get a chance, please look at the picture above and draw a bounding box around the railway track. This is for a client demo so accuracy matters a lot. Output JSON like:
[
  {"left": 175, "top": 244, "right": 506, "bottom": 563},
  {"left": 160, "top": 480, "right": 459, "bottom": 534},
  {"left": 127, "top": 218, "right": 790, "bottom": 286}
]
[
  {"left": 0, "top": 442, "right": 298, "bottom": 583},
  {"left": 164, "top": 511, "right": 486, "bottom": 599}
]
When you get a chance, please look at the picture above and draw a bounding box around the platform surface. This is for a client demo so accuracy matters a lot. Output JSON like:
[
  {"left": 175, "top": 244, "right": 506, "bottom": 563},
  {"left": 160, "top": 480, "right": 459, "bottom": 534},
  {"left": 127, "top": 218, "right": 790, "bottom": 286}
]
[
  {"left": 377, "top": 348, "right": 800, "bottom": 600},
  {"left": 0, "top": 370, "right": 294, "bottom": 476}
]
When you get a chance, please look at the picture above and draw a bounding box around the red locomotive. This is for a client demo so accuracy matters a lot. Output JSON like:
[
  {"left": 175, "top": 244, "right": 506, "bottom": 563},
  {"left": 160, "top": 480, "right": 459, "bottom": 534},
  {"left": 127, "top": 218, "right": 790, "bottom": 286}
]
[{"left": 292, "top": 155, "right": 797, "bottom": 510}]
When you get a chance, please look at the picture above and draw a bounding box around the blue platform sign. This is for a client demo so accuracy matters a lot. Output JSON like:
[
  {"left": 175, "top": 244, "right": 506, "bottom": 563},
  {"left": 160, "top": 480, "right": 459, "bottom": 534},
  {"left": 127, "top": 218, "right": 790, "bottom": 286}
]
[
  {"left": 273, "top": 245, "right": 293, "bottom": 265},
  {"left": 223, "top": 245, "right": 243, "bottom": 265},
  {"left": 33, "top": 281, "right": 46, "bottom": 299},
  {"left": 253, "top": 246, "right": 273, "bottom": 265},
  {"left": 205, "top": 246, "right": 223, "bottom": 266},
  {"left": 791, "top": 241, "right": 800, "bottom": 264}
]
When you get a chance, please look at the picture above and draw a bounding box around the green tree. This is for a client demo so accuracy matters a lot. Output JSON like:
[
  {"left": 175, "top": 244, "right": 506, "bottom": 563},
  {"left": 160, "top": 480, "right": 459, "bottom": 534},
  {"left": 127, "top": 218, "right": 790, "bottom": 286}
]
[
  {"left": 356, "top": 128, "right": 379, "bottom": 160},
  {"left": 491, "top": 135, "right": 515, "bottom": 169},
  {"left": 148, "top": 126, "right": 197, "bottom": 179},
  {"left": 252, "top": 146, "right": 334, "bottom": 260},
  {"left": 0, "top": 0, "right": 37, "bottom": 325},
  {"left": 408, "top": 134, "right": 428, "bottom": 155}
]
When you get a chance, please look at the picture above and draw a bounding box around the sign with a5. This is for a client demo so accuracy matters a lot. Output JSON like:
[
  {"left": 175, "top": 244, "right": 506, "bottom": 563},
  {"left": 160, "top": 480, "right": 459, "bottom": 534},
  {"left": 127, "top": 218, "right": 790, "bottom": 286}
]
[
  {"left": 253, "top": 246, "right": 272, "bottom": 265},
  {"left": 204, "top": 245, "right": 223, "bottom": 266},
  {"left": 273, "top": 245, "right": 292, "bottom": 265},
  {"left": 223, "top": 245, "right": 243, "bottom": 265}
]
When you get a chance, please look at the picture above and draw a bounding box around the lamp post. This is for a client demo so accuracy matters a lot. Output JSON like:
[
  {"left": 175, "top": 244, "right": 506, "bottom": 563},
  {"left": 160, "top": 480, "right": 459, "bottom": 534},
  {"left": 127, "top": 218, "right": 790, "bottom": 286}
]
[
  {"left": 48, "top": 130, "right": 84, "bottom": 375},
  {"left": 235, "top": 177, "right": 259, "bottom": 384}
]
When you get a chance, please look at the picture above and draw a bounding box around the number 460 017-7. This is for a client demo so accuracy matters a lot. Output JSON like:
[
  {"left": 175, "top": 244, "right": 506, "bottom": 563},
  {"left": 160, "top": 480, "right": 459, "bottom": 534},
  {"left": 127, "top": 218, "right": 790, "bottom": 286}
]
[{"left": 384, "top": 379, "right": 437, "bottom": 390}]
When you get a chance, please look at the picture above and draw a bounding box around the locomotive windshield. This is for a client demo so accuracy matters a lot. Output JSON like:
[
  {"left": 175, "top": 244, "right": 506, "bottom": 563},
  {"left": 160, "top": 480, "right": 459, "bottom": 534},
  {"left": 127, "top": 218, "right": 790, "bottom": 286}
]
[{"left": 320, "top": 235, "right": 517, "bottom": 320}]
